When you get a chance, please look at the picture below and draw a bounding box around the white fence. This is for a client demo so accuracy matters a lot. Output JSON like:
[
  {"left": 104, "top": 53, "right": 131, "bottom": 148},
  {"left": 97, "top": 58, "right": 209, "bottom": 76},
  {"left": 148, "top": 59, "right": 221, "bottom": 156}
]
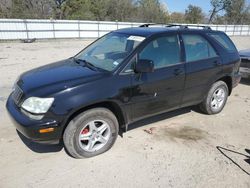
[
  {"left": 0, "top": 19, "right": 143, "bottom": 40},
  {"left": 0, "top": 19, "right": 250, "bottom": 40}
]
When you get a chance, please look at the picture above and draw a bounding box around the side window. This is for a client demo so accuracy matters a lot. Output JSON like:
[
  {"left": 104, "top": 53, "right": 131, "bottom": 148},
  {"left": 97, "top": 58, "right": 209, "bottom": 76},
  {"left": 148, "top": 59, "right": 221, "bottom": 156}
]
[
  {"left": 208, "top": 33, "right": 237, "bottom": 52},
  {"left": 182, "top": 34, "right": 217, "bottom": 62},
  {"left": 139, "top": 35, "right": 181, "bottom": 69}
]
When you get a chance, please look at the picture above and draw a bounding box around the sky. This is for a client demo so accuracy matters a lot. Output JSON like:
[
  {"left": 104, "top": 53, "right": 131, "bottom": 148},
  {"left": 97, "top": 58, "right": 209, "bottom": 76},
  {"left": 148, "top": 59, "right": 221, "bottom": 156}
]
[
  {"left": 163, "top": 0, "right": 212, "bottom": 13},
  {"left": 163, "top": 0, "right": 250, "bottom": 14}
]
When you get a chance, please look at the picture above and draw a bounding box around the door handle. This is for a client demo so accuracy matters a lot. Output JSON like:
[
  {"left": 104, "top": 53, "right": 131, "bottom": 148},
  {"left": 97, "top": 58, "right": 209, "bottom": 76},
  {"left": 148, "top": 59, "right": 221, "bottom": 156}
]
[{"left": 174, "top": 69, "right": 183, "bottom": 76}]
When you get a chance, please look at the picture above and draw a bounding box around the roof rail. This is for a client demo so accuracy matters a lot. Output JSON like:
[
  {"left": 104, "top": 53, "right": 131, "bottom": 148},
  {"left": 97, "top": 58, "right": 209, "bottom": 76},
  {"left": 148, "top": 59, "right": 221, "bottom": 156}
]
[
  {"left": 166, "top": 24, "right": 211, "bottom": 30},
  {"left": 165, "top": 24, "right": 188, "bottom": 29},
  {"left": 139, "top": 23, "right": 211, "bottom": 30},
  {"left": 139, "top": 23, "right": 162, "bottom": 27}
]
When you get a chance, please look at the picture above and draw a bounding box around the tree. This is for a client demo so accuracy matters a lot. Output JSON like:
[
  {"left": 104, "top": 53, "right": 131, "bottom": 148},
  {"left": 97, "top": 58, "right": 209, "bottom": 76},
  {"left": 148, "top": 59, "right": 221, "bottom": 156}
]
[
  {"left": 224, "top": 0, "right": 250, "bottom": 24},
  {"left": 212, "top": 15, "right": 226, "bottom": 24},
  {"left": 9, "top": 0, "right": 54, "bottom": 19},
  {"left": 10, "top": 0, "right": 27, "bottom": 18},
  {"left": 170, "top": 12, "right": 185, "bottom": 23},
  {"left": 62, "top": 0, "right": 95, "bottom": 20},
  {"left": 0, "top": 7, "right": 3, "bottom": 18},
  {"left": 105, "top": 0, "right": 135, "bottom": 21},
  {"left": 38, "top": 0, "right": 55, "bottom": 19},
  {"left": 208, "top": 0, "right": 230, "bottom": 23},
  {"left": 136, "top": 0, "right": 169, "bottom": 23},
  {"left": 89, "top": 0, "right": 110, "bottom": 21},
  {"left": 185, "top": 5, "right": 204, "bottom": 24},
  {"left": 0, "top": 0, "right": 11, "bottom": 18},
  {"left": 3, "top": 0, "right": 248, "bottom": 24},
  {"left": 53, "top": 0, "right": 67, "bottom": 19}
]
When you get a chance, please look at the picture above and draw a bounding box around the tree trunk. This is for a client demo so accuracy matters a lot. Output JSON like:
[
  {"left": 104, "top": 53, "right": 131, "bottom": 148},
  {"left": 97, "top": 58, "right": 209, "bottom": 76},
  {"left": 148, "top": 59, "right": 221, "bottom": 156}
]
[{"left": 208, "top": 8, "right": 216, "bottom": 24}]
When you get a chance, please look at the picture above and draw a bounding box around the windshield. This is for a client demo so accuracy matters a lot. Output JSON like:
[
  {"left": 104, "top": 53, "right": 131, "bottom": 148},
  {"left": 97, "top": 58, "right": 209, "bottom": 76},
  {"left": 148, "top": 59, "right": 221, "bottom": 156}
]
[{"left": 75, "top": 32, "right": 145, "bottom": 71}]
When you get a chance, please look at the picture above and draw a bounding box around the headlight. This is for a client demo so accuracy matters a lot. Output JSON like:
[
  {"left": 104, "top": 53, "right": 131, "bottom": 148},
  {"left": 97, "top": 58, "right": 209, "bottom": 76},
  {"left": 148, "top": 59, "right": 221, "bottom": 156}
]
[{"left": 21, "top": 97, "right": 54, "bottom": 114}]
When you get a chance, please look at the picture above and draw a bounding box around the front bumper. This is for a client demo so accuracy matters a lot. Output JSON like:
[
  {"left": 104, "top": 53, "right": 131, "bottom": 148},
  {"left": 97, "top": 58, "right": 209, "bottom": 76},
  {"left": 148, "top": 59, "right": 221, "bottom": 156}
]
[
  {"left": 6, "top": 95, "right": 62, "bottom": 144},
  {"left": 240, "top": 67, "right": 250, "bottom": 79}
]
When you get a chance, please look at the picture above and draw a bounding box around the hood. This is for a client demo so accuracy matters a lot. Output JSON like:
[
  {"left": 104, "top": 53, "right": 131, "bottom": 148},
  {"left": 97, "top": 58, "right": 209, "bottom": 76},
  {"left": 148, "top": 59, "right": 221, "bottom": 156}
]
[{"left": 17, "top": 58, "right": 108, "bottom": 96}]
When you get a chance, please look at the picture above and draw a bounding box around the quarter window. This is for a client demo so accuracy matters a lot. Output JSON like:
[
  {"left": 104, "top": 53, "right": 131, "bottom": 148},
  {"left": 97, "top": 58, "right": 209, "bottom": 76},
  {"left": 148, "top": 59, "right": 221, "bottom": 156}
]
[
  {"left": 208, "top": 33, "right": 237, "bottom": 52},
  {"left": 182, "top": 34, "right": 217, "bottom": 62},
  {"left": 139, "top": 35, "right": 181, "bottom": 69}
]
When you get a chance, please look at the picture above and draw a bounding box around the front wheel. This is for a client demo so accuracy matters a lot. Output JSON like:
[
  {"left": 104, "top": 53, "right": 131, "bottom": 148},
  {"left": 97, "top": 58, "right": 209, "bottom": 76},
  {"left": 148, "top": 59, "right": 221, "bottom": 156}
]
[
  {"left": 63, "top": 108, "right": 119, "bottom": 158},
  {"left": 199, "top": 81, "right": 229, "bottom": 115}
]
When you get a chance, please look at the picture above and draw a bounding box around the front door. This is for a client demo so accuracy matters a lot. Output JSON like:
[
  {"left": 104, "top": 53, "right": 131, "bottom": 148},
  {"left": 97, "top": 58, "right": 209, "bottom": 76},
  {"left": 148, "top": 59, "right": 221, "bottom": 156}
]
[{"left": 130, "top": 34, "right": 185, "bottom": 121}]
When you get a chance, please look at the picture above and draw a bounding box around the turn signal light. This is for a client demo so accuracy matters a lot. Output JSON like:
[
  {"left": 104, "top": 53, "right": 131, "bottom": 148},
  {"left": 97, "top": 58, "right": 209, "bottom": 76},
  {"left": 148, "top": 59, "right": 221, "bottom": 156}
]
[{"left": 39, "top": 128, "right": 54, "bottom": 133}]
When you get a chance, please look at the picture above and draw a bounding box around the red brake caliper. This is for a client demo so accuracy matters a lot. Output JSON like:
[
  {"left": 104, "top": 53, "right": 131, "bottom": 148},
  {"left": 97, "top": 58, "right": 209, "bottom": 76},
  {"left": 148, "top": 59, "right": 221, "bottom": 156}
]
[{"left": 81, "top": 128, "right": 89, "bottom": 135}]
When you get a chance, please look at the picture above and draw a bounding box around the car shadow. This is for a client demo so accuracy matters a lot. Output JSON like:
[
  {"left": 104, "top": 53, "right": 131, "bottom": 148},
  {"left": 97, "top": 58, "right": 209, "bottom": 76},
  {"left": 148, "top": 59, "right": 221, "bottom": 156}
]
[
  {"left": 17, "top": 130, "right": 63, "bottom": 153},
  {"left": 127, "top": 106, "right": 196, "bottom": 132},
  {"left": 240, "top": 78, "right": 250, "bottom": 86},
  {"left": 216, "top": 146, "right": 250, "bottom": 175}
]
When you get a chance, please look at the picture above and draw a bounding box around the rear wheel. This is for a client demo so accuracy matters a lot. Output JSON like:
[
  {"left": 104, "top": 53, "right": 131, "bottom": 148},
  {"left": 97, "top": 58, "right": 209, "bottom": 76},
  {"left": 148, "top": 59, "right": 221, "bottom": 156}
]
[
  {"left": 63, "top": 108, "right": 119, "bottom": 158},
  {"left": 199, "top": 81, "right": 228, "bottom": 115}
]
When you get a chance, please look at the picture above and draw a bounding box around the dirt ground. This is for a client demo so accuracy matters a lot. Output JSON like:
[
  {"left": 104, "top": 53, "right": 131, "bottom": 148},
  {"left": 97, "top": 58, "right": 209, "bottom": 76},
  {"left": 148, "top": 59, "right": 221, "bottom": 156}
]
[{"left": 0, "top": 37, "right": 249, "bottom": 188}]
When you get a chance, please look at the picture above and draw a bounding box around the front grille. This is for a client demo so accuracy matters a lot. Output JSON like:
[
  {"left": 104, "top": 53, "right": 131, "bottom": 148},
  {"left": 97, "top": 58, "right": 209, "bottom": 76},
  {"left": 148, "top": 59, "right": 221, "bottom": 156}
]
[
  {"left": 241, "top": 58, "right": 250, "bottom": 68},
  {"left": 12, "top": 85, "right": 23, "bottom": 105}
]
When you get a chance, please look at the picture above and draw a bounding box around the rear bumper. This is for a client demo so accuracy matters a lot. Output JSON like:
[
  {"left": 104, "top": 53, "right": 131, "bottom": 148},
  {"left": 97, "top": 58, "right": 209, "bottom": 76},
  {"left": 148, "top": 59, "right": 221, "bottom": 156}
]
[{"left": 6, "top": 95, "right": 62, "bottom": 144}]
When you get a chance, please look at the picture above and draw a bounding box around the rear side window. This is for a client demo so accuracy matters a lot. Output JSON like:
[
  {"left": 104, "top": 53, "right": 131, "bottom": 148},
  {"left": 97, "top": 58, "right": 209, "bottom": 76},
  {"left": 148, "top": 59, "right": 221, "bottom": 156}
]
[
  {"left": 209, "top": 33, "right": 237, "bottom": 52},
  {"left": 182, "top": 34, "right": 217, "bottom": 62}
]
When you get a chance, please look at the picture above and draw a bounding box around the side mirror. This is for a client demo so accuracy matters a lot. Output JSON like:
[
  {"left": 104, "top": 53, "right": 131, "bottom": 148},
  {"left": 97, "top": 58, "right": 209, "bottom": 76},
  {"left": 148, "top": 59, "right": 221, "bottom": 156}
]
[{"left": 135, "top": 59, "right": 154, "bottom": 73}]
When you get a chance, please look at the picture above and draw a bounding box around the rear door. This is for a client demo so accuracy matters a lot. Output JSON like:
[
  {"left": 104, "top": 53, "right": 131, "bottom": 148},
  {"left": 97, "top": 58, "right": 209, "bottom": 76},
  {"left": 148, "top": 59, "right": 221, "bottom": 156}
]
[
  {"left": 130, "top": 34, "right": 185, "bottom": 120},
  {"left": 181, "top": 33, "right": 222, "bottom": 106}
]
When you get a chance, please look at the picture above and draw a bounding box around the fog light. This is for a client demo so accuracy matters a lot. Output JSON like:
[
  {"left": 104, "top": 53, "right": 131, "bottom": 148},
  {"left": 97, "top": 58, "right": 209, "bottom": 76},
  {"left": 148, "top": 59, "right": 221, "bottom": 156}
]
[{"left": 39, "top": 128, "right": 54, "bottom": 133}]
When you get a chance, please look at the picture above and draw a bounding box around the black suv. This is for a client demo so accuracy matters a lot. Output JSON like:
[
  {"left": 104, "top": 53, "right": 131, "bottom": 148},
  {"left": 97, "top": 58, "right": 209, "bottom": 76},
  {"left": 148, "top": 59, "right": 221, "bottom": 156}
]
[{"left": 6, "top": 24, "right": 241, "bottom": 158}]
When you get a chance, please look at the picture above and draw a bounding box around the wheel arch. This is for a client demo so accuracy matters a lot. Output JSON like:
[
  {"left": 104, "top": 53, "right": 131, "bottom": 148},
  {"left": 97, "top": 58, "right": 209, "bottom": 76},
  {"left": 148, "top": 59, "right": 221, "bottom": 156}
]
[
  {"left": 216, "top": 75, "right": 233, "bottom": 96},
  {"left": 62, "top": 101, "right": 127, "bottom": 135}
]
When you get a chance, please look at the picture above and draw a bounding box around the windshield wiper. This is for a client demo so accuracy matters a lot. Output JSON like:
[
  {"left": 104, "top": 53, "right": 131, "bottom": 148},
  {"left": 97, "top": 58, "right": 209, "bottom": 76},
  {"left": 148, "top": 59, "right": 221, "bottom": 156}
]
[{"left": 73, "top": 58, "right": 99, "bottom": 71}]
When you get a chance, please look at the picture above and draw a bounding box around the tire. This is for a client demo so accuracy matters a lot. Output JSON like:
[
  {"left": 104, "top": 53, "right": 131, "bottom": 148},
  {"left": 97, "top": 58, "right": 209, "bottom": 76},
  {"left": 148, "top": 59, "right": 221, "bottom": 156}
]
[
  {"left": 63, "top": 108, "right": 119, "bottom": 158},
  {"left": 199, "top": 81, "right": 229, "bottom": 115}
]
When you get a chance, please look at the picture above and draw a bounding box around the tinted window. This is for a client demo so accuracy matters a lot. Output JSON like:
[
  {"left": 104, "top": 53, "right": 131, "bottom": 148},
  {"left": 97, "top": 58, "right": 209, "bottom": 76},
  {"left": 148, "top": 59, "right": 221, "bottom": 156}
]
[
  {"left": 76, "top": 33, "right": 144, "bottom": 71},
  {"left": 209, "top": 33, "right": 237, "bottom": 52},
  {"left": 139, "top": 35, "right": 180, "bottom": 69},
  {"left": 182, "top": 34, "right": 217, "bottom": 62}
]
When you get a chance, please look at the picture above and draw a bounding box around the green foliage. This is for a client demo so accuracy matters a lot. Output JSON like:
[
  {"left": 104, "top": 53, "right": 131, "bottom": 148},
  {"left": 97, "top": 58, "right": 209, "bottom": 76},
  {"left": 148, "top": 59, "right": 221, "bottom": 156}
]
[
  {"left": 60, "top": 0, "right": 169, "bottom": 22},
  {"left": 0, "top": 0, "right": 170, "bottom": 22},
  {"left": 89, "top": 0, "right": 110, "bottom": 20},
  {"left": 185, "top": 5, "right": 205, "bottom": 24},
  {"left": 102, "top": 0, "right": 136, "bottom": 21},
  {"left": 169, "top": 12, "right": 185, "bottom": 23},
  {"left": 11, "top": 0, "right": 28, "bottom": 18},
  {"left": 136, "top": 0, "right": 169, "bottom": 23},
  {"left": 62, "top": 0, "right": 95, "bottom": 20},
  {"left": 224, "top": 0, "right": 250, "bottom": 24},
  {"left": 0, "top": 0, "right": 249, "bottom": 24},
  {"left": 53, "top": 0, "right": 67, "bottom": 19},
  {"left": 0, "top": 6, "right": 3, "bottom": 17},
  {"left": 208, "top": 0, "right": 230, "bottom": 23},
  {"left": 9, "top": 0, "right": 54, "bottom": 19},
  {"left": 208, "top": 0, "right": 250, "bottom": 24}
]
